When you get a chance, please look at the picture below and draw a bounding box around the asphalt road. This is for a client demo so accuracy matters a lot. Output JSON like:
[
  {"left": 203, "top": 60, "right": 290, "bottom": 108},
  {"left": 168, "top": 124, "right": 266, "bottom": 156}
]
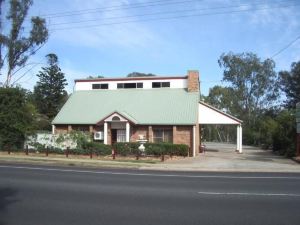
[{"left": 0, "top": 163, "right": 300, "bottom": 225}]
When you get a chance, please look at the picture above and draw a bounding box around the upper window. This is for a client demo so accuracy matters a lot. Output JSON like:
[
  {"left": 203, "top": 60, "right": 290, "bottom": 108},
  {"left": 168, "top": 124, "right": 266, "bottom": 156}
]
[
  {"left": 152, "top": 82, "right": 170, "bottom": 88},
  {"left": 92, "top": 83, "right": 108, "bottom": 89},
  {"left": 117, "top": 82, "right": 143, "bottom": 89}
]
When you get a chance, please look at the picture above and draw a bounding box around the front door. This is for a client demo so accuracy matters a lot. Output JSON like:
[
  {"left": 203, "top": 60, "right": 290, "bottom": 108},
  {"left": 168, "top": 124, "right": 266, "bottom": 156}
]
[
  {"left": 111, "top": 129, "right": 117, "bottom": 145},
  {"left": 111, "top": 129, "right": 126, "bottom": 144}
]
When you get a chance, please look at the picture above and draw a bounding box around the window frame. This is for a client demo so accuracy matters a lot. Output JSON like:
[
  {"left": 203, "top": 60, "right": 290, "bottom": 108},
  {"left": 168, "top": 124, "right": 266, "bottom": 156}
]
[
  {"left": 153, "top": 128, "right": 173, "bottom": 143},
  {"left": 92, "top": 83, "right": 109, "bottom": 89}
]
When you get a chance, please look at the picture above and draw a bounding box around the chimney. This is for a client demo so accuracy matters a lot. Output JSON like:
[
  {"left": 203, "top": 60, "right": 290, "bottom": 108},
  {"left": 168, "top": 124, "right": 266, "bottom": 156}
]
[{"left": 187, "top": 70, "right": 199, "bottom": 92}]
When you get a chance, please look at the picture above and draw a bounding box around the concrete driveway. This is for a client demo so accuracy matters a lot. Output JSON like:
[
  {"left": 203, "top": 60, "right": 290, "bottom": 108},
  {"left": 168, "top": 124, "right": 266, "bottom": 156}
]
[{"left": 144, "top": 142, "right": 300, "bottom": 172}]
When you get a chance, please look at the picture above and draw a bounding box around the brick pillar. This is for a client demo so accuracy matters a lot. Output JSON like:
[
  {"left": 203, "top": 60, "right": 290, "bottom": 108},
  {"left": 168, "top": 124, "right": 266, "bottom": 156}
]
[
  {"left": 67, "top": 125, "right": 72, "bottom": 132},
  {"left": 148, "top": 126, "right": 153, "bottom": 143},
  {"left": 187, "top": 70, "right": 199, "bottom": 92},
  {"left": 173, "top": 126, "right": 177, "bottom": 144}
]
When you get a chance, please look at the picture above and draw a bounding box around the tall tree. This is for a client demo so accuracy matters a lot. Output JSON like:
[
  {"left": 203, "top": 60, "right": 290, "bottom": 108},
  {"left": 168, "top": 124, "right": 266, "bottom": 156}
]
[
  {"left": 218, "top": 52, "right": 279, "bottom": 125},
  {"left": 279, "top": 61, "right": 300, "bottom": 109},
  {"left": 205, "top": 85, "right": 241, "bottom": 116},
  {"left": 34, "top": 54, "right": 68, "bottom": 122},
  {"left": 0, "top": 0, "right": 48, "bottom": 86}
]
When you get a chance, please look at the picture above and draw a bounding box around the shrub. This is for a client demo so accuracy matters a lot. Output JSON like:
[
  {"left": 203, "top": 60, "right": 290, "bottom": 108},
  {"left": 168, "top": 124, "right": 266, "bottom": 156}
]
[
  {"left": 113, "top": 142, "right": 189, "bottom": 157},
  {"left": 38, "top": 147, "right": 64, "bottom": 154},
  {"left": 113, "top": 142, "right": 140, "bottom": 156},
  {"left": 145, "top": 143, "right": 188, "bottom": 156},
  {"left": 82, "top": 142, "right": 112, "bottom": 156}
]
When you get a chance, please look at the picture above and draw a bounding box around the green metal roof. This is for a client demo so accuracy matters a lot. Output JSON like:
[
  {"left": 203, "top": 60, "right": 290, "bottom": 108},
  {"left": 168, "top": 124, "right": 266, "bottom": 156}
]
[{"left": 52, "top": 88, "right": 199, "bottom": 125}]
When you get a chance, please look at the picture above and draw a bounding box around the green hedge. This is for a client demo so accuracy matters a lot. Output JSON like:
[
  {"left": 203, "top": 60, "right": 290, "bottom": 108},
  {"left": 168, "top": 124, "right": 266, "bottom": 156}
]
[
  {"left": 145, "top": 143, "right": 188, "bottom": 156},
  {"left": 112, "top": 142, "right": 189, "bottom": 157},
  {"left": 81, "top": 141, "right": 112, "bottom": 156},
  {"left": 113, "top": 142, "right": 140, "bottom": 156}
]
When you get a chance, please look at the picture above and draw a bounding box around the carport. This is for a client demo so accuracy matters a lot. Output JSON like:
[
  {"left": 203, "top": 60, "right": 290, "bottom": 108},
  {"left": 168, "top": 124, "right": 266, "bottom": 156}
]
[{"left": 198, "top": 101, "right": 243, "bottom": 153}]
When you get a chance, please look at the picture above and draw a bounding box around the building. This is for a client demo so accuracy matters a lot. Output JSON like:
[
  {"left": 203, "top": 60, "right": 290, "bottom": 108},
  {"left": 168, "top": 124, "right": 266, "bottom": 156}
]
[{"left": 52, "top": 70, "right": 242, "bottom": 157}]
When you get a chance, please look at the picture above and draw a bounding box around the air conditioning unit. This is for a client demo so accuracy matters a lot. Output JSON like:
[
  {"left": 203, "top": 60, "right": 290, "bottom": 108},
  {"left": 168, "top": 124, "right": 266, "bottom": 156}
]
[{"left": 94, "top": 131, "right": 104, "bottom": 140}]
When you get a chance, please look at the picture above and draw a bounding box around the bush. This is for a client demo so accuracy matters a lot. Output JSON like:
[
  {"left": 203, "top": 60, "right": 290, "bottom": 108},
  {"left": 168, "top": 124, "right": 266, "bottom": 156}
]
[
  {"left": 113, "top": 142, "right": 140, "bottom": 156},
  {"left": 38, "top": 147, "right": 64, "bottom": 154},
  {"left": 113, "top": 142, "right": 189, "bottom": 157},
  {"left": 145, "top": 143, "right": 189, "bottom": 157},
  {"left": 82, "top": 142, "right": 112, "bottom": 156}
]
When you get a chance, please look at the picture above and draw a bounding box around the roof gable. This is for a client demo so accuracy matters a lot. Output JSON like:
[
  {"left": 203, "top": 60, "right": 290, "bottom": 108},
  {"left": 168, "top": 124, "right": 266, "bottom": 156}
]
[{"left": 198, "top": 101, "right": 242, "bottom": 124}]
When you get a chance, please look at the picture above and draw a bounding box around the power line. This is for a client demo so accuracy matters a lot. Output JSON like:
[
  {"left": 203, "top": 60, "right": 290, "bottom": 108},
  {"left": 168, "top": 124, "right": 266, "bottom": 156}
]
[
  {"left": 49, "top": 2, "right": 300, "bottom": 32},
  {"left": 41, "top": 0, "right": 176, "bottom": 17},
  {"left": 41, "top": 0, "right": 200, "bottom": 19},
  {"left": 270, "top": 35, "right": 300, "bottom": 58},
  {"left": 48, "top": 0, "right": 294, "bottom": 27}
]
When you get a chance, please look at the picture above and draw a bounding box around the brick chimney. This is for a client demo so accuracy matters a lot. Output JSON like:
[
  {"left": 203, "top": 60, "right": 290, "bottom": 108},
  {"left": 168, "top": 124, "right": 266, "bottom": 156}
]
[{"left": 187, "top": 70, "right": 199, "bottom": 92}]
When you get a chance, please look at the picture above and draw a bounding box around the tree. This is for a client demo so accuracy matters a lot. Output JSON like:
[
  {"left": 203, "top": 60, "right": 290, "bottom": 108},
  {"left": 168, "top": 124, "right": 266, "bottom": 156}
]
[
  {"left": 87, "top": 75, "right": 104, "bottom": 79},
  {"left": 279, "top": 61, "right": 300, "bottom": 109},
  {"left": 0, "top": 87, "right": 35, "bottom": 149},
  {"left": 218, "top": 52, "right": 279, "bottom": 125},
  {"left": 205, "top": 85, "right": 241, "bottom": 116},
  {"left": 127, "top": 72, "right": 156, "bottom": 77},
  {"left": 0, "top": 0, "right": 48, "bottom": 86},
  {"left": 33, "top": 54, "right": 68, "bottom": 123}
]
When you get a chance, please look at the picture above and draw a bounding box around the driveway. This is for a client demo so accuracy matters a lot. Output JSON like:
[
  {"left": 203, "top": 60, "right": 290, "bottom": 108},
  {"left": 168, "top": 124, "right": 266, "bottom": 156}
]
[{"left": 143, "top": 142, "right": 300, "bottom": 172}]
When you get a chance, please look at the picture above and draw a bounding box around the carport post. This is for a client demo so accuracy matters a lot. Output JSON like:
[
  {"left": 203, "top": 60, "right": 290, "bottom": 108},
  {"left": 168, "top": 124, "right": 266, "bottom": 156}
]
[
  {"left": 236, "top": 125, "right": 240, "bottom": 152},
  {"left": 239, "top": 125, "right": 243, "bottom": 153}
]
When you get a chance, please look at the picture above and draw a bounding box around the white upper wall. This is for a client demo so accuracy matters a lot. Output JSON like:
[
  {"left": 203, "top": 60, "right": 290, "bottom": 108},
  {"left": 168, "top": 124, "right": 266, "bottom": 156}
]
[
  {"left": 198, "top": 102, "right": 241, "bottom": 125},
  {"left": 75, "top": 78, "right": 188, "bottom": 91}
]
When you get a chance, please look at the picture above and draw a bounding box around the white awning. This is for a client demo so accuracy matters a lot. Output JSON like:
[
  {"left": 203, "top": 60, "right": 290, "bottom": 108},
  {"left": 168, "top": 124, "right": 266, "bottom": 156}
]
[{"left": 198, "top": 101, "right": 242, "bottom": 125}]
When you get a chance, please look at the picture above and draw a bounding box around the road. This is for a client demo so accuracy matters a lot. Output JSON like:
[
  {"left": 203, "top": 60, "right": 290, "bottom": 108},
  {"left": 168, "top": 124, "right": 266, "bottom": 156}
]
[{"left": 0, "top": 163, "right": 300, "bottom": 225}]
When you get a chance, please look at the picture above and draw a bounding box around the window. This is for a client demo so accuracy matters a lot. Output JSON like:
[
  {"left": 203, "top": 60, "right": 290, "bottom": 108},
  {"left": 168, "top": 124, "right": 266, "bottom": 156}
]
[
  {"left": 112, "top": 116, "right": 120, "bottom": 121},
  {"left": 152, "top": 82, "right": 170, "bottom": 88},
  {"left": 162, "top": 82, "right": 170, "bottom": 87},
  {"left": 153, "top": 129, "right": 172, "bottom": 143},
  {"left": 117, "top": 82, "right": 143, "bottom": 89},
  {"left": 117, "top": 130, "right": 126, "bottom": 142},
  {"left": 92, "top": 83, "right": 108, "bottom": 89}
]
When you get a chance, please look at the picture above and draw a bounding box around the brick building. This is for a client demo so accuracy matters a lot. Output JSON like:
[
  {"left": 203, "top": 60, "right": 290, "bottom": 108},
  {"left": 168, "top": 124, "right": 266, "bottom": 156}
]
[{"left": 52, "top": 70, "right": 242, "bottom": 157}]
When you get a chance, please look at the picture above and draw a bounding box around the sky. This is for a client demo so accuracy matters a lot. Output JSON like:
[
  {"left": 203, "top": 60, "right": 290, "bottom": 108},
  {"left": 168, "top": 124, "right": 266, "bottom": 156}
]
[{"left": 1, "top": 0, "right": 300, "bottom": 95}]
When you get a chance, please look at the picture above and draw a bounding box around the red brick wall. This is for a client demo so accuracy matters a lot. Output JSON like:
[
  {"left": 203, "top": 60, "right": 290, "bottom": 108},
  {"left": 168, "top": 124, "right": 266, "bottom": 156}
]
[
  {"left": 187, "top": 70, "right": 199, "bottom": 92},
  {"left": 55, "top": 125, "right": 68, "bottom": 134},
  {"left": 174, "top": 126, "right": 193, "bottom": 155},
  {"left": 130, "top": 125, "right": 149, "bottom": 142}
]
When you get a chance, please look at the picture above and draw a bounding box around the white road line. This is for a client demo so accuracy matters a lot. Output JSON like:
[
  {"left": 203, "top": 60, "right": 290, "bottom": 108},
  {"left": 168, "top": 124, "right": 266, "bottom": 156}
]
[
  {"left": 197, "top": 192, "right": 300, "bottom": 197},
  {"left": 0, "top": 165, "right": 300, "bottom": 179}
]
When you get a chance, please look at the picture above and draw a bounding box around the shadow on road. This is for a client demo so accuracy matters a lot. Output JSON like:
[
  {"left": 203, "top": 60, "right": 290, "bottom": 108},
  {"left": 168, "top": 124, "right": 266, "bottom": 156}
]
[{"left": 0, "top": 187, "right": 18, "bottom": 225}]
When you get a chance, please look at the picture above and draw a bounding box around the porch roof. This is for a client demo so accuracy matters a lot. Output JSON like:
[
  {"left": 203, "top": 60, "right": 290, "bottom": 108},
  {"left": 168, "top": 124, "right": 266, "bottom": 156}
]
[{"left": 52, "top": 88, "right": 199, "bottom": 125}]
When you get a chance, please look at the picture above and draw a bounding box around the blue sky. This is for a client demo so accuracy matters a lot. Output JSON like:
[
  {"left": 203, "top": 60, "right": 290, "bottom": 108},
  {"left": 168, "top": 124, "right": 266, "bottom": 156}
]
[{"left": 2, "top": 0, "right": 300, "bottom": 95}]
